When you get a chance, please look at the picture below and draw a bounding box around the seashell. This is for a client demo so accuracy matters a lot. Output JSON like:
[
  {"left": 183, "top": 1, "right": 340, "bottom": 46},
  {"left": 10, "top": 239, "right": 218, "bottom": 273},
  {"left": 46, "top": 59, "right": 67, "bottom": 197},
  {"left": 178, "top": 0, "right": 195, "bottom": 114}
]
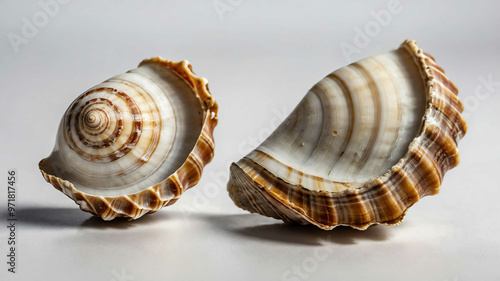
[
  {"left": 39, "top": 57, "right": 218, "bottom": 220},
  {"left": 227, "top": 40, "right": 467, "bottom": 230}
]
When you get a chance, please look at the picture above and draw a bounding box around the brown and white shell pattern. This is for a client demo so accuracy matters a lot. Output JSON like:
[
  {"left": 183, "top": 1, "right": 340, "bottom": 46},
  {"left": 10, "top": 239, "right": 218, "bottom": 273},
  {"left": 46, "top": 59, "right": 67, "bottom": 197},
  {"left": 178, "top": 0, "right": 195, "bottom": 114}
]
[
  {"left": 228, "top": 40, "right": 467, "bottom": 230},
  {"left": 39, "top": 58, "right": 218, "bottom": 220}
]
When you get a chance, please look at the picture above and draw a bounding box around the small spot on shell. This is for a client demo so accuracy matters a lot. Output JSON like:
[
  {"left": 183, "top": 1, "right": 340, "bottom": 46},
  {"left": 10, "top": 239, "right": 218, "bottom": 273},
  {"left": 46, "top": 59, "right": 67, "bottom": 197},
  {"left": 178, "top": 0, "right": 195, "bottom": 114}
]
[
  {"left": 300, "top": 142, "right": 305, "bottom": 146},
  {"left": 332, "top": 130, "right": 338, "bottom": 136},
  {"left": 354, "top": 152, "right": 360, "bottom": 161}
]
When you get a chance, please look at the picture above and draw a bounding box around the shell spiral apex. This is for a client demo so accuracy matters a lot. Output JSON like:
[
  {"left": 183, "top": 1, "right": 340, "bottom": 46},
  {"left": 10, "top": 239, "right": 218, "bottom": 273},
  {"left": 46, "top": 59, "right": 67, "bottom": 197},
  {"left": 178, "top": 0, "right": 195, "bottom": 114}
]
[
  {"left": 227, "top": 40, "right": 467, "bottom": 230},
  {"left": 39, "top": 57, "right": 218, "bottom": 220}
]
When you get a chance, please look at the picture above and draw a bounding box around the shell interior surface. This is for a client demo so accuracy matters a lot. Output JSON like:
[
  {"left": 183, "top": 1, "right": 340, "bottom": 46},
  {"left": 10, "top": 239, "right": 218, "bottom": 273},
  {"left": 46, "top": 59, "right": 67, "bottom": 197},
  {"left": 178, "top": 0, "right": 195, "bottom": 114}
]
[
  {"left": 256, "top": 47, "right": 427, "bottom": 191},
  {"left": 228, "top": 40, "right": 467, "bottom": 230},
  {"left": 40, "top": 58, "right": 218, "bottom": 220}
]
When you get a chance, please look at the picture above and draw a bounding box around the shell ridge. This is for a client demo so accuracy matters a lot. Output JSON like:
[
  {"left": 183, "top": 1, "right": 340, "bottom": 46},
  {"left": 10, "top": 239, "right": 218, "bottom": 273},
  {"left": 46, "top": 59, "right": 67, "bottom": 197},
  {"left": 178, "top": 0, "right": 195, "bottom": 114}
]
[
  {"left": 349, "top": 62, "right": 383, "bottom": 180},
  {"left": 324, "top": 73, "right": 355, "bottom": 175}
]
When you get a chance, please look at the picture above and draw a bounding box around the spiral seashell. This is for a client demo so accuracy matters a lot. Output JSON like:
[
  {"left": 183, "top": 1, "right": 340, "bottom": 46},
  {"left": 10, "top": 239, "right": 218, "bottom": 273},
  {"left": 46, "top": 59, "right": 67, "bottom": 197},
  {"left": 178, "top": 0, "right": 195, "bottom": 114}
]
[
  {"left": 227, "top": 40, "right": 467, "bottom": 230},
  {"left": 39, "top": 57, "right": 218, "bottom": 220}
]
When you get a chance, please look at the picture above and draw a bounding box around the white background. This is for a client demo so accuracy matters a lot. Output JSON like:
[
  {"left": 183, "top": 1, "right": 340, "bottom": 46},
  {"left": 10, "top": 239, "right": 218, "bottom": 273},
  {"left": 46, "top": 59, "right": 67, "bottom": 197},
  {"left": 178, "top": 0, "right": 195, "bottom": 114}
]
[{"left": 1, "top": 1, "right": 499, "bottom": 280}]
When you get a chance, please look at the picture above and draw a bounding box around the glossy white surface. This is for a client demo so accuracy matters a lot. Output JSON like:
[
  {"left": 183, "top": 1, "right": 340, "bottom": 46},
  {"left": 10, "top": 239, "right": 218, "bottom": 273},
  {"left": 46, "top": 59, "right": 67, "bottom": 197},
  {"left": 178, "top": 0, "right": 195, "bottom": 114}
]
[{"left": 1, "top": 1, "right": 499, "bottom": 280}]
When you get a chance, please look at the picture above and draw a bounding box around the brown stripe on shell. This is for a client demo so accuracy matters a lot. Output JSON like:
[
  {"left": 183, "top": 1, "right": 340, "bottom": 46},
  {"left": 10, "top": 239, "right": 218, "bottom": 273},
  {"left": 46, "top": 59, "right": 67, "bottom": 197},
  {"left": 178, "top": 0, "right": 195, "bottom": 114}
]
[
  {"left": 108, "top": 78, "right": 164, "bottom": 164},
  {"left": 325, "top": 73, "right": 355, "bottom": 172},
  {"left": 431, "top": 84, "right": 464, "bottom": 116},
  {"left": 366, "top": 180, "right": 405, "bottom": 223},
  {"left": 158, "top": 176, "right": 182, "bottom": 200},
  {"left": 387, "top": 167, "right": 419, "bottom": 209},
  {"left": 107, "top": 196, "right": 138, "bottom": 217},
  {"left": 423, "top": 54, "right": 445, "bottom": 73},
  {"left": 349, "top": 62, "right": 383, "bottom": 178},
  {"left": 423, "top": 52, "right": 436, "bottom": 61},
  {"left": 422, "top": 124, "right": 460, "bottom": 172},
  {"left": 427, "top": 66, "right": 459, "bottom": 96},
  {"left": 128, "top": 189, "right": 162, "bottom": 211}
]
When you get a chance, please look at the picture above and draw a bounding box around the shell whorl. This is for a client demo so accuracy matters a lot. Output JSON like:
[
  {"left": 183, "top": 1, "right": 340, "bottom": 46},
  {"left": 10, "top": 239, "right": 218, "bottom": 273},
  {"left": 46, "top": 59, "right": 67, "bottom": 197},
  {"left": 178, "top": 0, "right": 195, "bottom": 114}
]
[
  {"left": 228, "top": 40, "right": 467, "bottom": 230},
  {"left": 59, "top": 75, "right": 175, "bottom": 192},
  {"left": 65, "top": 88, "right": 146, "bottom": 162},
  {"left": 39, "top": 58, "right": 218, "bottom": 220}
]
